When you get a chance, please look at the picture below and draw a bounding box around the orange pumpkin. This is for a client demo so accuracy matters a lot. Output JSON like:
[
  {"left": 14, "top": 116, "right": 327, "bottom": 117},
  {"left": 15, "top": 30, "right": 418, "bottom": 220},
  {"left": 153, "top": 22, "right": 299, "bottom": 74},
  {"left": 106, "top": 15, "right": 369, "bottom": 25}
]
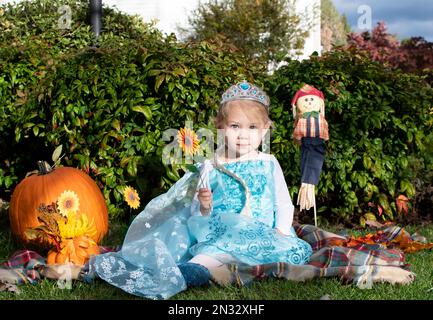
[
  {"left": 47, "top": 236, "right": 100, "bottom": 265},
  {"left": 9, "top": 161, "right": 108, "bottom": 247}
]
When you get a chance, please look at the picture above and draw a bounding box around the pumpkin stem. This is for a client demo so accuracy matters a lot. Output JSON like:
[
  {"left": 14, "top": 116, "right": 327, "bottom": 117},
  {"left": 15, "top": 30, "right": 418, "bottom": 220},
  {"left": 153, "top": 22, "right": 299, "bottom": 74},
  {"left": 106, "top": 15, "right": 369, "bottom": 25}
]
[{"left": 37, "top": 161, "right": 53, "bottom": 175}]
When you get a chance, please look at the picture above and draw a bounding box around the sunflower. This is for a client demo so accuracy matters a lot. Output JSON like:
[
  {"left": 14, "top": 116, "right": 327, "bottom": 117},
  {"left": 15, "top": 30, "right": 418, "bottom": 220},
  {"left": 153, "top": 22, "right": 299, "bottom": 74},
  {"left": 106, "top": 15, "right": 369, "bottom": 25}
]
[
  {"left": 123, "top": 186, "right": 140, "bottom": 209},
  {"left": 57, "top": 190, "right": 80, "bottom": 217},
  {"left": 177, "top": 127, "right": 200, "bottom": 156}
]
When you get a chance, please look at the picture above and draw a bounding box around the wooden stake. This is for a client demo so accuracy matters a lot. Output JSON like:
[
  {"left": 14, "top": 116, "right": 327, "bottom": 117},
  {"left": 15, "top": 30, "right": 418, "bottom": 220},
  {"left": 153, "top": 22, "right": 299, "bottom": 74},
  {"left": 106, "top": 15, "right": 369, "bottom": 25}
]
[{"left": 313, "top": 193, "right": 317, "bottom": 227}]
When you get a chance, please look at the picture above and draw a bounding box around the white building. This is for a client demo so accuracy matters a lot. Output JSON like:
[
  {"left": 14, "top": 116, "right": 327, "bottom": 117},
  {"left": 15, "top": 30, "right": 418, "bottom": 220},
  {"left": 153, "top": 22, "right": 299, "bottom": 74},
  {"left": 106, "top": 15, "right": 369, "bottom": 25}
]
[{"left": 293, "top": 0, "right": 322, "bottom": 60}]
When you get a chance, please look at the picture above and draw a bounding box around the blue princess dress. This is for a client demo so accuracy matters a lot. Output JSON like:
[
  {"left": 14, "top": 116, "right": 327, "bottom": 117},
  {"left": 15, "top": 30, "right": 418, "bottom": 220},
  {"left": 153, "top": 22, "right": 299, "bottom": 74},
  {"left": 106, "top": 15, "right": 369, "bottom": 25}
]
[{"left": 88, "top": 153, "right": 312, "bottom": 299}]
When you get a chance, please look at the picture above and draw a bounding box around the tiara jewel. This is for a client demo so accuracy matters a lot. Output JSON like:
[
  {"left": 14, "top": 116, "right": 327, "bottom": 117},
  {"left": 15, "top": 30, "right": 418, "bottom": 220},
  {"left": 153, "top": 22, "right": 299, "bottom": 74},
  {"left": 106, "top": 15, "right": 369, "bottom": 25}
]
[{"left": 220, "top": 80, "right": 270, "bottom": 109}]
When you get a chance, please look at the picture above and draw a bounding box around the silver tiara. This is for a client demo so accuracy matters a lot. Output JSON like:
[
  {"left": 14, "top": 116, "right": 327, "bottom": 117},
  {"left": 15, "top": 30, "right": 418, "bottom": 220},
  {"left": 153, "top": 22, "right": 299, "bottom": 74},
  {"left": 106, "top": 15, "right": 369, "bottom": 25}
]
[{"left": 220, "top": 80, "right": 270, "bottom": 109}]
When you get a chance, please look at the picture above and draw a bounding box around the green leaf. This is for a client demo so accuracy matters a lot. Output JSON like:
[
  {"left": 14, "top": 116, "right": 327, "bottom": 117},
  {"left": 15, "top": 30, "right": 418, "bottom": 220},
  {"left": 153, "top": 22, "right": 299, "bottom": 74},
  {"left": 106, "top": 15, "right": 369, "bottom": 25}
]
[
  {"left": 155, "top": 74, "right": 165, "bottom": 92},
  {"left": 400, "top": 157, "right": 408, "bottom": 169},
  {"left": 363, "top": 155, "right": 372, "bottom": 170},
  {"left": 359, "top": 216, "right": 366, "bottom": 228},
  {"left": 111, "top": 119, "right": 121, "bottom": 131},
  {"left": 385, "top": 161, "right": 393, "bottom": 171},
  {"left": 4, "top": 176, "right": 13, "bottom": 189},
  {"left": 132, "top": 105, "right": 152, "bottom": 120},
  {"left": 358, "top": 175, "right": 367, "bottom": 188},
  {"left": 400, "top": 180, "right": 416, "bottom": 198},
  {"left": 120, "top": 156, "right": 132, "bottom": 167},
  {"left": 127, "top": 161, "right": 137, "bottom": 177},
  {"left": 407, "top": 131, "right": 413, "bottom": 143},
  {"left": 166, "top": 168, "right": 180, "bottom": 181},
  {"left": 364, "top": 212, "right": 376, "bottom": 221},
  {"left": 317, "top": 206, "right": 328, "bottom": 213},
  {"left": 400, "top": 180, "right": 412, "bottom": 194},
  {"left": 185, "top": 164, "right": 199, "bottom": 173},
  {"left": 52, "top": 145, "right": 63, "bottom": 163},
  {"left": 378, "top": 193, "right": 390, "bottom": 212}
]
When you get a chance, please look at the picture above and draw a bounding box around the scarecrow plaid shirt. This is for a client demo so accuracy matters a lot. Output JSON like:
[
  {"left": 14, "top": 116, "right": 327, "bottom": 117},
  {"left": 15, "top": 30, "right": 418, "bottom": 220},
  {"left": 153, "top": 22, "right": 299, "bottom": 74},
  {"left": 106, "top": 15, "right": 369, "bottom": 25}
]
[{"left": 293, "top": 113, "right": 329, "bottom": 141}]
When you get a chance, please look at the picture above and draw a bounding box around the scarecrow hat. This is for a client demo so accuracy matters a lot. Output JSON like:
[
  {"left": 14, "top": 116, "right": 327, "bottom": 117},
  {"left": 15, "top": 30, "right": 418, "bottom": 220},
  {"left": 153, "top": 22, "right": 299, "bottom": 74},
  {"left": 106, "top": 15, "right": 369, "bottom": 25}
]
[{"left": 291, "top": 84, "right": 325, "bottom": 118}]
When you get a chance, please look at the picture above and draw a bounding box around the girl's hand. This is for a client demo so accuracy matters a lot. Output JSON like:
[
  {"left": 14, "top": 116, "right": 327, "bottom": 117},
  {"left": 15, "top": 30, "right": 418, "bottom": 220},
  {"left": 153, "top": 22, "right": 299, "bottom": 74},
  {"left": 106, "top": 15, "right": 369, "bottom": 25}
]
[{"left": 198, "top": 188, "right": 212, "bottom": 215}]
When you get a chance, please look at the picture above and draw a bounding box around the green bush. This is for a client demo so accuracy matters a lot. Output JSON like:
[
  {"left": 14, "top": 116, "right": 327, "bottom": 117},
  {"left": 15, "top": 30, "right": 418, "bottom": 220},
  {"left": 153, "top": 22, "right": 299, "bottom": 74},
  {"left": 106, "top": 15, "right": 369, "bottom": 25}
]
[
  {"left": 0, "top": 0, "right": 264, "bottom": 220},
  {"left": 268, "top": 49, "right": 433, "bottom": 225},
  {"left": 1, "top": 1, "right": 432, "bottom": 225},
  {"left": 0, "top": 0, "right": 163, "bottom": 193}
]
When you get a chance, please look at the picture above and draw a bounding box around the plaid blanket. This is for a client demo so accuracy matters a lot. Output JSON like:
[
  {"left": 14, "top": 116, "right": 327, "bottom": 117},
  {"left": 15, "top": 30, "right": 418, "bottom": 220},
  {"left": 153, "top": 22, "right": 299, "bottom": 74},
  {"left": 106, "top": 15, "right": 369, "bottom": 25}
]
[
  {"left": 0, "top": 225, "right": 417, "bottom": 290},
  {"left": 0, "top": 250, "right": 45, "bottom": 285},
  {"left": 0, "top": 246, "right": 119, "bottom": 286},
  {"left": 208, "top": 224, "right": 416, "bottom": 289}
]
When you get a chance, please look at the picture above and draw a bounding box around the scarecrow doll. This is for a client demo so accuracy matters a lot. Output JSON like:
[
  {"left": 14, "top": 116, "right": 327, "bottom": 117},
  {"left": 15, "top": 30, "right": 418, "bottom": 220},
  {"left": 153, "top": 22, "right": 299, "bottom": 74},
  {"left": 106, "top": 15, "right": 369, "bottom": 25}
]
[{"left": 292, "top": 84, "right": 329, "bottom": 225}]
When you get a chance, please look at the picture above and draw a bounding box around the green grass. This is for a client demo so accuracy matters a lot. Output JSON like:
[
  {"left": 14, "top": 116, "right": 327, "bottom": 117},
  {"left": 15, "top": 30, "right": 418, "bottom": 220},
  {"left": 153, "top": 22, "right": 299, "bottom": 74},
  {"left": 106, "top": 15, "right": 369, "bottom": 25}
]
[{"left": 1, "top": 216, "right": 433, "bottom": 300}]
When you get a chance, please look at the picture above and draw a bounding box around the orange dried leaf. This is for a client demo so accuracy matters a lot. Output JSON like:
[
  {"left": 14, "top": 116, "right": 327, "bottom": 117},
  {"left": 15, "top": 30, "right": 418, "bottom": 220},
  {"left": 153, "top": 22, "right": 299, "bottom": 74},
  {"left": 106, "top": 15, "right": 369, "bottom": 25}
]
[
  {"left": 396, "top": 195, "right": 409, "bottom": 216},
  {"left": 402, "top": 242, "right": 433, "bottom": 253},
  {"left": 387, "top": 229, "right": 433, "bottom": 253},
  {"left": 377, "top": 205, "right": 383, "bottom": 216}
]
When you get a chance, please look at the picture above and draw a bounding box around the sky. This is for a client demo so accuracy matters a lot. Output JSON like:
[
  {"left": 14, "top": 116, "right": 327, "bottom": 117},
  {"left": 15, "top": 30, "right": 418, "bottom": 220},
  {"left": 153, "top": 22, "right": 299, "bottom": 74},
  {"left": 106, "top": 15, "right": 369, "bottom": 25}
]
[{"left": 333, "top": 0, "right": 433, "bottom": 41}]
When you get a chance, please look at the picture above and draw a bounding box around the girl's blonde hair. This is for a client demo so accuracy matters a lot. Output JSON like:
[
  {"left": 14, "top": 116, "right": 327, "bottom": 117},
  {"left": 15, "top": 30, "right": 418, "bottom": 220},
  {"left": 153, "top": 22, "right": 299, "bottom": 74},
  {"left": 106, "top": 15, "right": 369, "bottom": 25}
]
[{"left": 214, "top": 100, "right": 274, "bottom": 129}]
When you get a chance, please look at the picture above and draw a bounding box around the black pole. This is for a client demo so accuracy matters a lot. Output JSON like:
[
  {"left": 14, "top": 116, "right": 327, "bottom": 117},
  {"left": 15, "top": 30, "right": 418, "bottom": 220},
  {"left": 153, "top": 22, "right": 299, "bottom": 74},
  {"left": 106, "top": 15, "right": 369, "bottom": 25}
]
[{"left": 89, "top": 0, "right": 102, "bottom": 40}]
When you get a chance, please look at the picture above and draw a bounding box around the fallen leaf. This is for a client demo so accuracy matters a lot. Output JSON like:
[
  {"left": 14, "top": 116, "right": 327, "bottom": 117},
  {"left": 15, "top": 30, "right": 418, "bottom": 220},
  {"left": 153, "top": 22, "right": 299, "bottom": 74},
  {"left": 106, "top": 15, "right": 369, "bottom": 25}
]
[
  {"left": 390, "top": 229, "right": 433, "bottom": 253},
  {"left": 365, "top": 220, "right": 384, "bottom": 229},
  {"left": 377, "top": 205, "right": 383, "bottom": 217},
  {"left": 396, "top": 195, "right": 409, "bottom": 215}
]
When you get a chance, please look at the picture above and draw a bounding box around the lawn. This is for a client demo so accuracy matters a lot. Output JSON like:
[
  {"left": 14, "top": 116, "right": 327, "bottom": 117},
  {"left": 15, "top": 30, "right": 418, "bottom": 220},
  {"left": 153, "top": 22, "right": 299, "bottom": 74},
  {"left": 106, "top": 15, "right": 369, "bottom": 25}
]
[{"left": 1, "top": 214, "right": 433, "bottom": 300}]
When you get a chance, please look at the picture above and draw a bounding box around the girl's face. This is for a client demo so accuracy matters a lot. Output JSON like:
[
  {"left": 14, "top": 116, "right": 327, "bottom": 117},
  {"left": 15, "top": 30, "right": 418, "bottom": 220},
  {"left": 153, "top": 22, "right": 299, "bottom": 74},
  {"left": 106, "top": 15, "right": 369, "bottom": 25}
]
[
  {"left": 221, "top": 102, "right": 270, "bottom": 158},
  {"left": 296, "top": 94, "right": 323, "bottom": 114}
]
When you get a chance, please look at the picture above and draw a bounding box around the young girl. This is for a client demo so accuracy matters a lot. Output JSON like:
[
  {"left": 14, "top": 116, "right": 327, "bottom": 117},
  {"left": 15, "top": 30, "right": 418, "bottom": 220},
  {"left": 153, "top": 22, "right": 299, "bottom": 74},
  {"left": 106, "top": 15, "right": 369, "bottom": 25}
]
[{"left": 84, "top": 80, "right": 312, "bottom": 299}]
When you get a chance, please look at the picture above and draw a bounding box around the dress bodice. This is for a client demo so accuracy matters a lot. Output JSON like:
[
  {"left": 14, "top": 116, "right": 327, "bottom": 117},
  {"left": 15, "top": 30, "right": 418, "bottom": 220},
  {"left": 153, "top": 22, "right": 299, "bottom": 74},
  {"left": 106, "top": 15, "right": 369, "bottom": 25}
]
[{"left": 209, "top": 159, "right": 276, "bottom": 228}]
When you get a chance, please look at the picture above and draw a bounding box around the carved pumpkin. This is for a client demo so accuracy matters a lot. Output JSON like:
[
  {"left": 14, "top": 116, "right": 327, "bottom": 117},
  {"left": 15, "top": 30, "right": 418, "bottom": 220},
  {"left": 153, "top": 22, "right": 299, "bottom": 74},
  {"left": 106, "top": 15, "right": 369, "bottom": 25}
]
[
  {"left": 9, "top": 161, "right": 108, "bottom": 247},
  {"left": 47, "top": 236, "right": 100, "bottom": 265}
]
